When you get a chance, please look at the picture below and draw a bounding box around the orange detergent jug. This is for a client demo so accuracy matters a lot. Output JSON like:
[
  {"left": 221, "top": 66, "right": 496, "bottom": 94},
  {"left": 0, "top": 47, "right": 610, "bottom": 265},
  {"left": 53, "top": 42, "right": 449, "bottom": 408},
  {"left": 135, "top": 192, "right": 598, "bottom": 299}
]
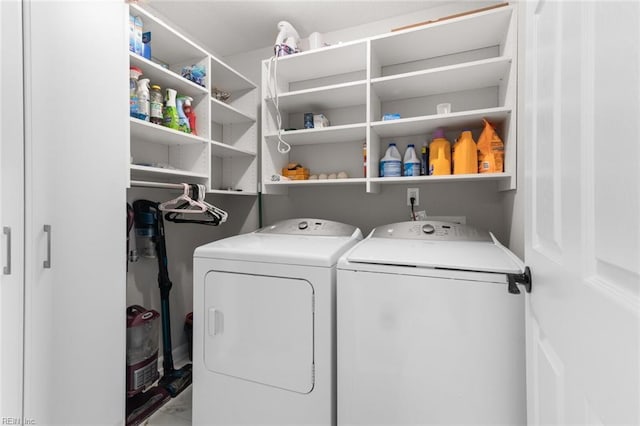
[
  {"left": 428, "top": 129, "right": 451, "bottom": 175},
  {"left": 453, "top": 130, "right": 478, "bottom": 175},
  {"left": 431, "top": 145, "right": 451, "bottom": 176},
  {"left": 477, "top": 119, "right": 505, "bottom": 173}
]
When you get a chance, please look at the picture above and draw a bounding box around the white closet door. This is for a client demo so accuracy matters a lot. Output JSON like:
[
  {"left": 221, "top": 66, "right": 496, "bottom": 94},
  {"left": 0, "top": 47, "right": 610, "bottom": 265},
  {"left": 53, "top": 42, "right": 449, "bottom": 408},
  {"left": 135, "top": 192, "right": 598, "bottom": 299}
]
[
  {"left": 523, "top": 1, "right": 639, "bottom": 424},
  {"left": 0, "top": 0, "right": 25, "bottom": 420},
  {"left": 22, "top": 1, "right": 128, "bottom": 424}
]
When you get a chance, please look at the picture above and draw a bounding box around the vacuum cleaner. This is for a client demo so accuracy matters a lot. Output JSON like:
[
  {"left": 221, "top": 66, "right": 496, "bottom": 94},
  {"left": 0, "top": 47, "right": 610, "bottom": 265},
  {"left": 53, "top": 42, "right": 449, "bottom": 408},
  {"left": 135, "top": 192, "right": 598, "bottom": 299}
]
[{"left": 126, "top": 200, "right": 193, "bottom": 426}]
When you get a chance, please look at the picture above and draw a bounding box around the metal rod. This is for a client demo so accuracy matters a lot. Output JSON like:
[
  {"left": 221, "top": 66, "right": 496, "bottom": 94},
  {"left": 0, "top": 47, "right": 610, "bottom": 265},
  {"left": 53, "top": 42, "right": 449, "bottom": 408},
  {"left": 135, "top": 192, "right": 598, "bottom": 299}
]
[{"left": 130, "top": 180, "right": 190, "bottom": 190}]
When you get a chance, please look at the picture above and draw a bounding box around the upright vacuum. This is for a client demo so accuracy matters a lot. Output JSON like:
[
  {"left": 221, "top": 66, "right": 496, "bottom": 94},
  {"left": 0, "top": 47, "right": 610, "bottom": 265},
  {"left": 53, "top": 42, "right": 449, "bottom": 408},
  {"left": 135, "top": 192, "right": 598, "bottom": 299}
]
[{"left": 126, "top": 200, "right": 193, "bottom": 425}]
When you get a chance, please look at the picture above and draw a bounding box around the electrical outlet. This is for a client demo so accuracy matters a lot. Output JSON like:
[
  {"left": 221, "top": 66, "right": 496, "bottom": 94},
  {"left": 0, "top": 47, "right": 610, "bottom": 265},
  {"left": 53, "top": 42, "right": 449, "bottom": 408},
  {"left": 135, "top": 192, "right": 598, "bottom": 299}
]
[{"left": 407, "top": 188, "right": 419, "bottom": 206}]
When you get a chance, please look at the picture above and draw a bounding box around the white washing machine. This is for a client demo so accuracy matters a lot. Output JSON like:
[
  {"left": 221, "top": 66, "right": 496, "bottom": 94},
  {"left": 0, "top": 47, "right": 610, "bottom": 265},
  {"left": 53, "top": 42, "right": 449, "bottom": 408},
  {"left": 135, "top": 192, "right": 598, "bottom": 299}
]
[
  {"left": 193, "top": 218, "right": 362, "bottom": 426},
  {"left": 337, "top": 221, "right": 530, "bottom": 426}
]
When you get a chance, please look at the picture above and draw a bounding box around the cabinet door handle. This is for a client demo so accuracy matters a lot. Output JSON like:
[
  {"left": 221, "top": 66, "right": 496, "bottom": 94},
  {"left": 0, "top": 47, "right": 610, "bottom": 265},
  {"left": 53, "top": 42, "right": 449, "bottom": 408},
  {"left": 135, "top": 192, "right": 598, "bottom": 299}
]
[
  {"left": 43, "top": 224, "right": 51, "bottom": 269},
  {"left": 3, "top": 227, "right": 10, "bottom": 275}
]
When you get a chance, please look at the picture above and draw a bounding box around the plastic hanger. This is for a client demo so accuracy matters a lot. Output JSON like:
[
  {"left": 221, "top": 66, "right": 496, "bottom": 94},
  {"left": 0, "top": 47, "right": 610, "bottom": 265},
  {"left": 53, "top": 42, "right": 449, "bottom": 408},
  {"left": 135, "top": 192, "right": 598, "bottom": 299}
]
[
  {"left": 158, "top": 183, "right": 207, "bottom": 214},
  {"left": 164, "top": 184, "right": 228, "bottom": 226},
  {"left": 196, "top": 184, "right": 228, "bottom": 224}
]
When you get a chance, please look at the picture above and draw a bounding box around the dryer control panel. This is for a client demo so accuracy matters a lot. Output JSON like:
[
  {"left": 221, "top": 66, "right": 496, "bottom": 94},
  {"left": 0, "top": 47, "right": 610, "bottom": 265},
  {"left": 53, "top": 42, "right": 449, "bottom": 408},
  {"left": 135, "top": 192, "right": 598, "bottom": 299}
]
[
  {"left": 258, "top": 218, "right": 359, "bottom": 237},
  {"left": 371, "top": 221, "right": 492, "bottom": 242}
]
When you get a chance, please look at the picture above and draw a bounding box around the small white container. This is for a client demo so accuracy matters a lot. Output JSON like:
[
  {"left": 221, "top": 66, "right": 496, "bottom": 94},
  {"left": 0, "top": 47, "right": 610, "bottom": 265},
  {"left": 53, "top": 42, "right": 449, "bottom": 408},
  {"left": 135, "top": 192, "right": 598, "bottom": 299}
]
[
  {"left": 437, "top": 103, "right": 451, "bottom": 114},
  {"left": 309, "top": 32, "right": 324, "bottom": 50}
]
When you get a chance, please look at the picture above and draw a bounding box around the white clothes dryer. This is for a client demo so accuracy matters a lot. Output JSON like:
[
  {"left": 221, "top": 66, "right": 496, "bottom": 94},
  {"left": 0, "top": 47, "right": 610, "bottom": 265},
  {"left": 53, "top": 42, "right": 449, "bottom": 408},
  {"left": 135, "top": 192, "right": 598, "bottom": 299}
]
[
  {"left": 193, "top": 219, "right": 362, "bottom": 426},
  {"left": 337, "top": 221, "right": 531, "bottom": 426}
]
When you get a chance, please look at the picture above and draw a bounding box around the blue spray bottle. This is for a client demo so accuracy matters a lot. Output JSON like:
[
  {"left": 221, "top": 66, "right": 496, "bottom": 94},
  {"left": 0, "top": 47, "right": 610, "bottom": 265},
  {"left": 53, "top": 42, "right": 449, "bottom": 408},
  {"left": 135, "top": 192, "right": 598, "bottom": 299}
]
[{"left": 176, "top": 96, "right": 191, "bottom": 134}]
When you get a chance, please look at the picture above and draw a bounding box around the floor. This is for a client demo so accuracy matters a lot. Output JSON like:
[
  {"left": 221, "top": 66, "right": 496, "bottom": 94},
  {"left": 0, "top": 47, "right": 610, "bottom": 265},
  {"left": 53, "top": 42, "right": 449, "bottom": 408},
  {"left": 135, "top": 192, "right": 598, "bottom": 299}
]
[{"left": 144, "top": 385, "right": 192, "bottom": 426}]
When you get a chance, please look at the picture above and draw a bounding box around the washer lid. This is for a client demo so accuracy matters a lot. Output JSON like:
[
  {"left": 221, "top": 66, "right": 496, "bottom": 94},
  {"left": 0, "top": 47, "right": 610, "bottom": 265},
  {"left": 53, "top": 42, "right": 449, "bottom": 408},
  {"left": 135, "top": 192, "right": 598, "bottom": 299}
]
[
  {"left": 343, "top": 221, "right": 524, "bottom": 274},
  {"left": 194, "top": 219, "right": 362, "bottom": 267}
]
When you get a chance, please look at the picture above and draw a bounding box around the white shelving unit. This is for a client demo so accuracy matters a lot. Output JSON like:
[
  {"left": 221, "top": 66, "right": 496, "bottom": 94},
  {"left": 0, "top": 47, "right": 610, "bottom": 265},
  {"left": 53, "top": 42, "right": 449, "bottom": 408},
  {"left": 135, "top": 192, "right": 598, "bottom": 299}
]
[
  {"left": 261, "top": 4, "right": 517, "bottom": 194},
  {"left": 129, "top": 4, "right": 258, "bottom": 195}
]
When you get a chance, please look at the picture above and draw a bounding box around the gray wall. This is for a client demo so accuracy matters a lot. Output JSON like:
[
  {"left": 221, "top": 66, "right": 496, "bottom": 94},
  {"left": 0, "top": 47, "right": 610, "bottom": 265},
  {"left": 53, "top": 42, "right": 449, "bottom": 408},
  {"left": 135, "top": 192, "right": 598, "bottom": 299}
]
[
  {"left": 264, "top": 182, "right": 512, "bottom": 242},
  {"left": 223, "top": 1, "right": 523, "bottom": 252}
]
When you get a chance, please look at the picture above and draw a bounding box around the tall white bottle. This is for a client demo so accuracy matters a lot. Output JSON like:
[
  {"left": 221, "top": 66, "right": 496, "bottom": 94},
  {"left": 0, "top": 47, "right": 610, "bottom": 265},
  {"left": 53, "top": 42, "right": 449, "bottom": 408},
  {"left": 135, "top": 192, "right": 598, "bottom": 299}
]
[
  {"left": 136, "top": 78, "right": 150, "bottom": 122},
  {"left": 403, "top": 143, "right": 420, "bottom": 176},
  {"left": 380, "top": 142, "right": 402, "bottom": 177}
]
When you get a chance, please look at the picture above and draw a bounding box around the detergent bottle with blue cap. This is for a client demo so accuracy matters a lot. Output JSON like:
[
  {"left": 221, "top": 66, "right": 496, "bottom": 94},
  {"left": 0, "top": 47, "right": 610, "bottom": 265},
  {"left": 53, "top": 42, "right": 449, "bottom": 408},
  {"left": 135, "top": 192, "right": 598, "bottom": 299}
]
[
  {"left": 380, "top": 142, "right": 402, "bottom": 177},
  {"left": 403, "top": 144, "right": 420, "bottom": 176}
]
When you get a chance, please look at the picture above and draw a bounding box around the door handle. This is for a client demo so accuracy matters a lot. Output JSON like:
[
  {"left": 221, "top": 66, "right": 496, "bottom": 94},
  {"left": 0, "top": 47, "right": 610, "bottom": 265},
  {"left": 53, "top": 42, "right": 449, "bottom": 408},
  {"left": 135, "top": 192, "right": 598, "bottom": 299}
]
[
  {"left": 43, "top": 224, "right": 51, "bottom": 269},
  {"left": 208, "top": 308, "right": 223, "bottom": 336},
  {"left": 3, "top": 227, "right": 10, "bottom": 275}
]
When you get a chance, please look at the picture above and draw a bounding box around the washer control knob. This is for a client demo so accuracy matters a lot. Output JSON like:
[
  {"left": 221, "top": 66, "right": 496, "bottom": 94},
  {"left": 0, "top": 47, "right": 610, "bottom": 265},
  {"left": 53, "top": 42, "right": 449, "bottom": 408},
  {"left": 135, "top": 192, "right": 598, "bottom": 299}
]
[
  {"left": 298, "top": 221, "right": 309, "bottom": 230},
  {"left": 422, "top": 224, "right": 435, "bottom": 234}
]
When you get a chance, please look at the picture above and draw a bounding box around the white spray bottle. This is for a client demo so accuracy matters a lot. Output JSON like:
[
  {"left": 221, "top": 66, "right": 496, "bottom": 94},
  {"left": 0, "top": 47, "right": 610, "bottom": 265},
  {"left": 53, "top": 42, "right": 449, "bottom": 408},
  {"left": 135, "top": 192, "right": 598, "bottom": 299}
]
[
  {"left": 136, "top": 78, "right": 150, "bottom": 122},
  {"left": 182, "top": 96, "right": 197, "bottom": 136},
  {"left": 176, "top": 95, "right": 191, "bottom": 134}
]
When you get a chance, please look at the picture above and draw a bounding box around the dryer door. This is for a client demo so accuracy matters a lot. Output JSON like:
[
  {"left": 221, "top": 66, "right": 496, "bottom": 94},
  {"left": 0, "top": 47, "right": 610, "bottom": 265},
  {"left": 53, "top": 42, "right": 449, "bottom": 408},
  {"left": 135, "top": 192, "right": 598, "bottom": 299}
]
[{"left": 204, "top": 271, "right": 314, "bottom": 394}]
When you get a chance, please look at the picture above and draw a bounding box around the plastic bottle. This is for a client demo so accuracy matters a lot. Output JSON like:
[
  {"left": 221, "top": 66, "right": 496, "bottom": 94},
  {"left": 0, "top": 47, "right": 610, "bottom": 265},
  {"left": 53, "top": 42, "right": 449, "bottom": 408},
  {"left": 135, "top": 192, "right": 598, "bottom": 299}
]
[
  {"left": 420, "top": 141, "right": 429, "bottom": 176},
  {"left": 403, "top": 144, "right": 420, "bottom": 176},
  {"left": 176, "top": 96, "right": 191, "bottom": 133},
  {"left": 451, "top": 136, "right": 459, "bottom": 174},
  {"left": 380, "top": 142, "right": 402, "bottom": 177},
  {"left": 476, "top": 119, "right": 504, "bottom": 173},
  {"left": 129, "top": 15, "right": 136, "bottom": 53},
  {"left": 362, "top": 142, "right": 367, "bottom": 177},
  {"left": 149, "top": 84, "right": 163, "bottom": 125},
  {"left": 182, "top": 96, "right": 197, "bottom": 136},
  {"left": 431, "top": 145, "right": 450, "bottom": 176},
  {"left": 136, "top": 78, "right": 150, "bottom": 122},
  {"left": 133, "top": 15, "right": 144, "bottom": 56},
  {"left": 428, "top": 129, "right": 451, "bottom": 175},
  {"left": 453, "top": 130, "right": 478, "bottom": 175},
  {"left": 163, "top": 88, "right": 179, "bottom": 130},
  {"left": 129, "top": 66, "right": 143, "bottom": 119}
]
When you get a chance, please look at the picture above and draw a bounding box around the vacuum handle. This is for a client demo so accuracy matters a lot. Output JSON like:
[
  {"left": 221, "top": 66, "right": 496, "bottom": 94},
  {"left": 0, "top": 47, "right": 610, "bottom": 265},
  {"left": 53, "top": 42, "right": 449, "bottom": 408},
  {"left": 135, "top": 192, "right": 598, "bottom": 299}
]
[
  {"left": 3, "top": 227, "right": 10, "bottom": 275},
  {"left": 43, "top": 224, "right": 51, "bottom": 269}
]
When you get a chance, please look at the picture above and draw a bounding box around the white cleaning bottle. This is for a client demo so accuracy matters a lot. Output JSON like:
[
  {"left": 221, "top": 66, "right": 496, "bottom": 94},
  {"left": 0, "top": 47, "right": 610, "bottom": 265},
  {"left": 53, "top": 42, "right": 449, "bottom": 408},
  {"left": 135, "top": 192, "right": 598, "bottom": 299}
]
[
  {"left": 176, "top": 95, "right": 191, "bottom": 133},
  {"left": 403, "top": 144, "right": 420, "bottom": 176},
  {"left": 381, "top": 142, "right": 402, "bottom": 177},
  {"left": 136, "top": 78, "right": 150, "bottom": 122}
]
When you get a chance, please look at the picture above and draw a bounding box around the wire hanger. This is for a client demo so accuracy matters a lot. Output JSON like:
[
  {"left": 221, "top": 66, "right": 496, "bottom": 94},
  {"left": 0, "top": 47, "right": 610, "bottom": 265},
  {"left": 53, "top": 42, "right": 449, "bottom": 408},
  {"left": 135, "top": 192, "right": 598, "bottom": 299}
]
[{"left": 158, "top": 183, "right": 207, "bottom": 214}]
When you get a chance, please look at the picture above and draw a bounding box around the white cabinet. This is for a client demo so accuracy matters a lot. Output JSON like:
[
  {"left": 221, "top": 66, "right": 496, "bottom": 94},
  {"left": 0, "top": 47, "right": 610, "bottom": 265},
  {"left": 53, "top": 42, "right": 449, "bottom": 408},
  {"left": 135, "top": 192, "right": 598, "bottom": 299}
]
[
  {"left": 129, "top": 4, "right": 258, "bottom": 195},
  {"left": 0, "top": 1, "right": 25, "bottom": 420},
  {"left": 22, "top": 1, "right": 128, "bottom": 423},
  {"left": 262, "top": 4, "right": 517, "bottom": 194}
]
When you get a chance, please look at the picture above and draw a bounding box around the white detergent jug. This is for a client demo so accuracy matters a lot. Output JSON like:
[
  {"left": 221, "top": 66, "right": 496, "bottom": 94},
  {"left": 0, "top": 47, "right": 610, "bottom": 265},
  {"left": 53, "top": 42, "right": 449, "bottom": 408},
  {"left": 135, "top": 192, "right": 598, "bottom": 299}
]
[
  {"left": 403, "top": 144, "right": 420, "bottom": 176},
  {"left": 381, "top": 143, "right": 402, "bottom": 177}
]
